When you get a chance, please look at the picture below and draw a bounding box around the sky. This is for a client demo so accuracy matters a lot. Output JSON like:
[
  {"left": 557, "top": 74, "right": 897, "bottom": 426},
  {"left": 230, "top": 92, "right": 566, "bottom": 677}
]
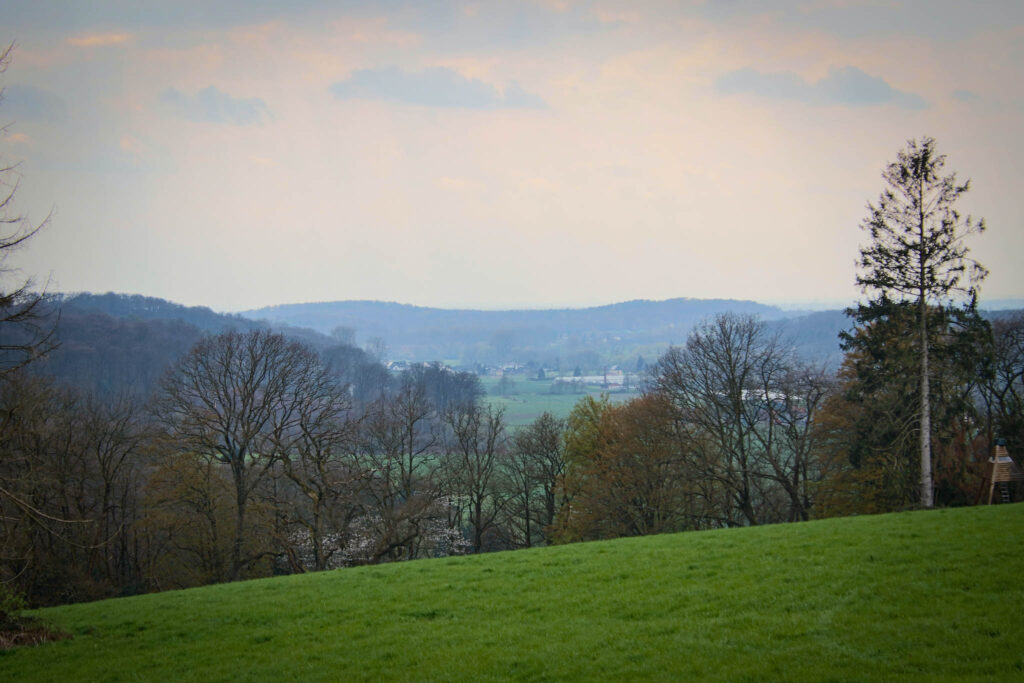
[{"left": 2, "top": 0, "right": 1023, "bottom": 312}]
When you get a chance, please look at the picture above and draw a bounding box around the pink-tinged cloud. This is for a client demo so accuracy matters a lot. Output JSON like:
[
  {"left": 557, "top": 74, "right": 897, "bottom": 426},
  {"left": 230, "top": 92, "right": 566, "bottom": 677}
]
[
  {"left": 67, "top": 33, "right": 132, "bottom": 48},
  {"left": 4, "top": 132, "right": 32, "bottom": 145}
]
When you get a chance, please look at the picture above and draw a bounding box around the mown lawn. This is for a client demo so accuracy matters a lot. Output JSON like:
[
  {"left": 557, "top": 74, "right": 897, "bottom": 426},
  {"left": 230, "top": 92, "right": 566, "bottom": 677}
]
[{"left": 4, "top": 504, "right": 1022, "bottom": 681}]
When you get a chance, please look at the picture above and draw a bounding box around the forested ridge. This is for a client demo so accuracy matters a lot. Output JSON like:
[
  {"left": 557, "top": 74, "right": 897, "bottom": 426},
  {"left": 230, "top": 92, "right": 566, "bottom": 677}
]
[{"left": 0, "top": 293, "right": 331, "bottom": 399}]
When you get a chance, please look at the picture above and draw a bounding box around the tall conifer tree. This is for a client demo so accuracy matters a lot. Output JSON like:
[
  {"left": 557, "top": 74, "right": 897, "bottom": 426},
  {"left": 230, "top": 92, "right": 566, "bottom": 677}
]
[{"left": 855, "top": 137, "right": 986, "bottom": 508}]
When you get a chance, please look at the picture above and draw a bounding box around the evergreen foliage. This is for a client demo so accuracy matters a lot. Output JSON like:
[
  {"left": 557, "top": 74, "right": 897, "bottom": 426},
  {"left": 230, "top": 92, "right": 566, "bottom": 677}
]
[{"left": 853, "top": 137, "right": 987, "bottom": 507}]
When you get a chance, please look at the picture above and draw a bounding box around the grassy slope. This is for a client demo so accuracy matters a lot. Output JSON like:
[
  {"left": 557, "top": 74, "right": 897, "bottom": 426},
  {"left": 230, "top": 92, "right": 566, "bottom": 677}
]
[{"left": 5, "top": 505, "right": 1022, "bottom": 681}]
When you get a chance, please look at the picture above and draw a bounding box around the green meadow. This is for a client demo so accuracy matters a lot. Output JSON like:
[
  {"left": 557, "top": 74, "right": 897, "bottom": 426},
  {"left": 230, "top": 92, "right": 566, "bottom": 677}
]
[
  {"left": 4, "top": 504, "right": 1021, "bottom": 681},
  {"left": 480, "top": 375, "right": 639, "bottom": 426}
]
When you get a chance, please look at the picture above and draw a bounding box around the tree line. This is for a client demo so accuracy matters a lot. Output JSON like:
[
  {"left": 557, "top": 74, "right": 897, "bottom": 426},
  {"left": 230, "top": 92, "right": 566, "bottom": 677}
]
[
  {"left": 0, "top": 334, "right": 502, "bottom": 604},
  {"left": 554, "top": 309, "right": 1022, "bottom": 539},
  {"left": 2, "top": 300, "right": 1020, "bottom": 605}
]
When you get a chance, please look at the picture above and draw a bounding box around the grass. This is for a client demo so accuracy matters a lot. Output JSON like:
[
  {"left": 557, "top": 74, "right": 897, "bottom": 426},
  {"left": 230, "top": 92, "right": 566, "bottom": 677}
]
[
  {"left": 480, "top": 376, "right": 639, "bottom": 427},
  {"left": 4, "top": 504, "right": 1022, "bottom": 681}
]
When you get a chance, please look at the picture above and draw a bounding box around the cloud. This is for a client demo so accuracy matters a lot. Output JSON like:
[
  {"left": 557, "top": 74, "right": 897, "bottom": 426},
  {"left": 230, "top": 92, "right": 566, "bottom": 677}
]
[
  {"left": 716, "top": 65, "right": 928, "bottom": 109},
  {"left": 594, "top": 8, "right": 644, "bottom": 25},
  {"left": 696, "top": 1, "right": 1024, "bottom": 42},
  {"left": 67, "top": 32, "right": 132, "bottom": 47},
  {"left": 330, "top": 67, "right": 546, "bottom": 109},
  {"left": 0, "top": 84, "right": 69, "bottom": 123},
  {"left": 503, "top": 81, "right": 546, "bottom": 109},
  {"left": 4, "top": 132, "right": 32, "bottom": 145},
  {"left": 4, "top": 1, "right": 346, "bottom": 32},
  {"left": 952, "top": 89, "right": 979, "bottom": 102},
  {"left": 160, "top": 86, "right": 271, "bottom": 125}
]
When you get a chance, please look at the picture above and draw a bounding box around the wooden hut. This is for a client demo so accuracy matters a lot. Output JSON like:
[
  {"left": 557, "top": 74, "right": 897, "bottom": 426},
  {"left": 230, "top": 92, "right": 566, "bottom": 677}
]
[{"left": 978, "top": 439, "right": 1024, "bottom": 504}]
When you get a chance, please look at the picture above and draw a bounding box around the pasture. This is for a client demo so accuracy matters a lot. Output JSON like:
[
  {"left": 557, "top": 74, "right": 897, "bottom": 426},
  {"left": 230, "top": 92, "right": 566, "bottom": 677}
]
[
  {"left": 479, "top": 375, "right": 639, "bottom": 426},
  {"left": 4, "top": 504, "right": 1021, "bottom": 681}
]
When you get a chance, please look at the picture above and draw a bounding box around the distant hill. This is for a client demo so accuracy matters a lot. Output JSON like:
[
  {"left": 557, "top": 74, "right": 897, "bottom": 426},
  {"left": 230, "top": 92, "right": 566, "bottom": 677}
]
[
  {"left": 9, "top": 293, "right": 333, "bottom": 398},
  {"left": 242, "top": 297, "right": 1024, "bottom": 369},
  {"left": 983, "top": 298, "right": 1024, "bottom": 310},
  {"left": 21, "top": 294, "right": 1013, "bottom": 387},
  {"left": 60, "top": 292, "right": 264, "bottom": 335},
  {"left": 61, "top": 292, "right": 331, "bottom": 348},
  {"left": 768, "top": 309, "right": 851, "bottom": 366},
  {"left": 244, "top": 298, "right": 791, "bottom": 334},
  {"left": 242, "top": 298, "right": 792, "bottom": 364}
]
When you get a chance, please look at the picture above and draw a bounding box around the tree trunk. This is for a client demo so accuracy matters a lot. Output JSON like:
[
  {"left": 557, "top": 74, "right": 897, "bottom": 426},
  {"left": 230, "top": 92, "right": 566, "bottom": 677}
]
[
  {"left": 473, "top": 496, "right": 484, "bottom": 552},
  {"left": 230, "top": 472, "right": 247, "bottom": 581},
  {"left": 919, "top": 297, "right": 934, "bottom": 508},
  {"left": 523, "top": 483, "right": 532, "bottom": 548}
]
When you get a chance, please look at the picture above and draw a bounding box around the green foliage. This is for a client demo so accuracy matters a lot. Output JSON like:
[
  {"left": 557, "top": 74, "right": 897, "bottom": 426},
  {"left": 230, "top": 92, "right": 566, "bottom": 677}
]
[
  {"left": 560, "top": 394, "right": 611, "bottom": 488},
  {"left": 2, "top": 505, "right": 1021, "bottom": 679},
  {"left": 825, "top": 300, "right": 991, "bottom": 513},
  {"left": 553, "top": 394, "right": 694, "bottom": 542},
  {"left": 853, "top": 136, "right": 988, "bottom": 508},
  {"left": 0, "top": 585, "right": 27, "bottom": 631},
  {"left": 856, "top": 136, "right": 986, "bottom": 304},
  {"left": 550, "top": 395, "right": 612, "bottom": 544}
]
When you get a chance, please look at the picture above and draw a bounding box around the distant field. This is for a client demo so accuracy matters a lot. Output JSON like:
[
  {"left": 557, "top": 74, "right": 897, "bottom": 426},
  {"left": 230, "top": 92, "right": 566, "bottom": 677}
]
[
  {"left": 5, "top": 504, "right": 1022, "bottom": 681},
  {"left": 479, "top": 375, "right": 640, "bottom": 427}
]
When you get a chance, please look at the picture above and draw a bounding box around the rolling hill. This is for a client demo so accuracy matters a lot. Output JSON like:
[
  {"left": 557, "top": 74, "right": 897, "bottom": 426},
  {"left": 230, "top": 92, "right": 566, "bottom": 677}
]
[{"left": 242, "top": 297, "right": 839, "bottom": 365}]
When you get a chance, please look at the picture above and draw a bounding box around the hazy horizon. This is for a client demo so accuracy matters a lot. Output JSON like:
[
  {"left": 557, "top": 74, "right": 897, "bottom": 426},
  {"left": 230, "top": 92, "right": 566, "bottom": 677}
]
[
  {"left": 232, "top": 295, "right": 1024, "bottom": 316},
  {"left": 59, "top": 289, "right": 1024, "bottom": 317}
]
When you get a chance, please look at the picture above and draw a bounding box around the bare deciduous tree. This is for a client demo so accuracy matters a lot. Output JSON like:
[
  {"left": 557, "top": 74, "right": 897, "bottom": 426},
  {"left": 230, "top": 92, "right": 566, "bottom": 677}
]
[
  {"left": 756, "top": 365, "right": 833, "bottom": 521},
  {"left": 272, "top": 362, "right": 358, "bottom": 572},
  {"left": 0, "top": 375, "right": 149, "bottom": 603},
  {"left": 0, "top": 42, "right": 55, "bottom": 379},
  {"left": 504, "top": 412, "right": 566, "bottom": 547},
  {"left": 355, "top": 378, "right": 443, "bottom": 563},
  {"left": 155, "top": 330, "right": 325, "bottom": 581},
  {"left": 980, "top": 314, "right": 1024, "bottom": 454},
  {"left": 653, "top": 314, "right": 777, "bottom": 525},
  {"left": 651, "top": 313, "right": 831, "bottom": 525},
  {"left": 443, "top": 403, "right": 507, "bottom": 552}
]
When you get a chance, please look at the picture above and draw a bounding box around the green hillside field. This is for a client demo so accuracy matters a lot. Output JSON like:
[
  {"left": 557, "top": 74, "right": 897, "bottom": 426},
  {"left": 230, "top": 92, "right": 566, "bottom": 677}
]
[
  {"left": 4, "top": 504, "right": 1022, "bottom": 681},
  {"left": 480, "top": 376, "right": 639, "bottom": 427}
]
